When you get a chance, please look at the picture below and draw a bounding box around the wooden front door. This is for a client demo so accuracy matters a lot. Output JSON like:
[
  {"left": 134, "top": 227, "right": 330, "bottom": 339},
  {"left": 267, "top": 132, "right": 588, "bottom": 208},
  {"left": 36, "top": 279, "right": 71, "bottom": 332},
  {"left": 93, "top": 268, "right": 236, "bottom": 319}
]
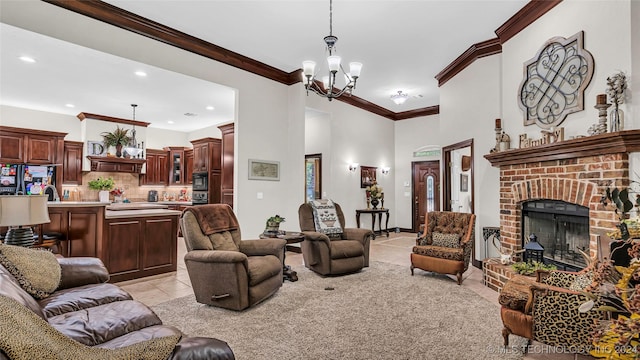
[{"left": 412, "top": 161, "right": 440, "bottom": 232}]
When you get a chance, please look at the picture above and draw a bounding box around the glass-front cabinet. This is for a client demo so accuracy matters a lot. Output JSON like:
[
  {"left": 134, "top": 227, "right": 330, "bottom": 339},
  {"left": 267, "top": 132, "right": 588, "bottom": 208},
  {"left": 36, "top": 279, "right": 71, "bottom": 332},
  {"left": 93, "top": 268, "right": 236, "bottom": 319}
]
[{"left": 165, "top": 147, "right": 186, "bottom": 185}]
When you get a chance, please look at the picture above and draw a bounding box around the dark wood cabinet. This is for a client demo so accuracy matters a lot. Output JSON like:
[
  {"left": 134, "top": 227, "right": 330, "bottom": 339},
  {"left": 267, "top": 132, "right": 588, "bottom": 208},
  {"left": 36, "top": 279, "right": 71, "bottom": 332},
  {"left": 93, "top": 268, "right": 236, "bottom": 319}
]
[
  {"left": 191, "top": 138, "right": 222, "bottom": 204},
  {"left": 139, "top": 149, "right": 168, "bottom": 186},
  {"left": 0, "top": 130, "right": 25, "bottom": 163},
  {"left": 165, "top": 147, "right": 188, "bottom": 185},
  {"left": 185, "top": 149, "right": 193, "bottom": 184},
  {"left": 63, "top": 141, "right": 83, "bottom": 185},
  {"left": 218, "top": 123, "right": 235, "bottom": 208},
  {"left": 104, "top": 214, "right": 178, "bottom": 283},
  {"left": 1, "top": 126, "right": 66, "bottom": 197},
  {"left": 44, "top": 205, "right": 105, "bottom": 258}
]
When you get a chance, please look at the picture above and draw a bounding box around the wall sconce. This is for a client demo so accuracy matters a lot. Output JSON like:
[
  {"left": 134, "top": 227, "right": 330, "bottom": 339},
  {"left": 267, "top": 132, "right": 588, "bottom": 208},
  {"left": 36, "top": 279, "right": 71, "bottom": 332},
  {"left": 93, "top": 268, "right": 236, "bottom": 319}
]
[
  {"left": 381, "top": 167, "right": 390, "bottom": 175},
  {"left": 348, "top": 163, "right": 359, "bottom": 172}
]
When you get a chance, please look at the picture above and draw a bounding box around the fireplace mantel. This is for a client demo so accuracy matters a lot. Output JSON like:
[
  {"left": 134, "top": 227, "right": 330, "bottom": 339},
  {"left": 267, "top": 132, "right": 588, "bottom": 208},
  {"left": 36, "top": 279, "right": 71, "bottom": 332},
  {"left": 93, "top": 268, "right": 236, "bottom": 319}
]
[{"left": 484, "top": 130, "right": 640, "bottom": 167}]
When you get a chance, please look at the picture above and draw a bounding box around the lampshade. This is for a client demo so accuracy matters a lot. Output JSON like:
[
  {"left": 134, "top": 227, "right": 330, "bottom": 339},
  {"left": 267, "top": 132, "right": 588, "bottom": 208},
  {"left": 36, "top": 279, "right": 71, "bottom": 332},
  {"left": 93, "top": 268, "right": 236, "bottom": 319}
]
[{"left": 0, "top": 195, "right": 50, "bottom": 227}]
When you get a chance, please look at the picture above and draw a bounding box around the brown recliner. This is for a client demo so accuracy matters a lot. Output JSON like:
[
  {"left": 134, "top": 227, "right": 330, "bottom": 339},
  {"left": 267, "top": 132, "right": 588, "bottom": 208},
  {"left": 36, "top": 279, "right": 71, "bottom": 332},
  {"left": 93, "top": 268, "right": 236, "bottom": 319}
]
[
  {"left": 298, "top": 201, "right": 373, "bottom": 276},
  {"left": 410, "top": 211, "right": 475, "bottom": 285},
  {"left": 180, "top": 204, "right": 286, "bottom": 311}
]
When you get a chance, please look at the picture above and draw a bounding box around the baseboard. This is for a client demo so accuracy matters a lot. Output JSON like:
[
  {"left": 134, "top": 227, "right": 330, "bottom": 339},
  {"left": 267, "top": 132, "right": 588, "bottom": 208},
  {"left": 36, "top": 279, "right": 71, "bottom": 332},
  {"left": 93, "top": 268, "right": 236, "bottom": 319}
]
[
  {"left": 286, "top": 244, "right": 301, "bottom": 253},
  {"left": 472, "top": 259, "right": 482, "bottom": 269}
]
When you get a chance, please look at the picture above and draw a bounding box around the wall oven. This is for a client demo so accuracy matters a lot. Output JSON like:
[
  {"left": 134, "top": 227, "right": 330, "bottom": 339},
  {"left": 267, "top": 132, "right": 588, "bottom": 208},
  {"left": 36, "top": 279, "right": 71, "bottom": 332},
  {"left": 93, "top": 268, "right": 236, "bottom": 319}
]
[
  {"left": 192, "top": 191, "right": 208, "bottom": 205},
  {"left": 192, "top": 172, "right": 208, "bottom": 191}
]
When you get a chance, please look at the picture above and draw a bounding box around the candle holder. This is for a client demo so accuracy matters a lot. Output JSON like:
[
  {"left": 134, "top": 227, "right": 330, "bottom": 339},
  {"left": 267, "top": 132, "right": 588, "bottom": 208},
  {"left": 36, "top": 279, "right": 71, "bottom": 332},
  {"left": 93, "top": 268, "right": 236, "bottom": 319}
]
[{"left": 593, "top": 102, "right": 611, "bottom": 135}]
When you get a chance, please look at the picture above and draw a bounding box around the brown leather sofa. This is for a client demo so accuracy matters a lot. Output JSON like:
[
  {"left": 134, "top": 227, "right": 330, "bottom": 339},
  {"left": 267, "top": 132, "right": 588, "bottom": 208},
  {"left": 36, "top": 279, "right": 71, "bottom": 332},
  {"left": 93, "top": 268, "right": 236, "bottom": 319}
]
[
  {"left": 0, "top": 256, "right": 235, "bottom": 359},
  {"left": 298, "top": 202, "right": 373, "bottom": 275}
]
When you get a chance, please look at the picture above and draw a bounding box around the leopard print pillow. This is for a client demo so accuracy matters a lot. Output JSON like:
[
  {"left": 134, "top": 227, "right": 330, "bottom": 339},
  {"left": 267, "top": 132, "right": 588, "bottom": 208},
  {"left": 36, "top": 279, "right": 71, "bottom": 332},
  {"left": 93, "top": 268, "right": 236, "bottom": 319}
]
[{"left": 431, "top": 232, "right": 460, "bottom": 248}]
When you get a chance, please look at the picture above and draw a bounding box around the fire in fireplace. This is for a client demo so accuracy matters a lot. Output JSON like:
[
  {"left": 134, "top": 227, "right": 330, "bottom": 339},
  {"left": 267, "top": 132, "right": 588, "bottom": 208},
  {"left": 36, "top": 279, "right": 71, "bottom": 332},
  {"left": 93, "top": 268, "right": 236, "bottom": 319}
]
[{"left": 521, "top": 199, "right": 590, "bottom": 271}]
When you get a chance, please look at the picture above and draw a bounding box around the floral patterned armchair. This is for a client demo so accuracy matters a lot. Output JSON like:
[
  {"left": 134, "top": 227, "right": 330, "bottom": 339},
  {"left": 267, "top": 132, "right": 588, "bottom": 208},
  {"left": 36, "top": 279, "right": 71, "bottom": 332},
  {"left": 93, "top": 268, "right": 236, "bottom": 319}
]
[{"left": 410, "top": 211, "right": 475, "bottom": 285}]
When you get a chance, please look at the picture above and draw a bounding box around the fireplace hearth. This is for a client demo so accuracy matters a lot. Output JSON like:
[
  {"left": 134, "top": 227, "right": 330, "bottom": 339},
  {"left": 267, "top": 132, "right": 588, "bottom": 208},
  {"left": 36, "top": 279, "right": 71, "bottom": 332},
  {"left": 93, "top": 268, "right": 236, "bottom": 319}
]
[{"left": 522, "top": 199, "right": 589, "bottom": 271}]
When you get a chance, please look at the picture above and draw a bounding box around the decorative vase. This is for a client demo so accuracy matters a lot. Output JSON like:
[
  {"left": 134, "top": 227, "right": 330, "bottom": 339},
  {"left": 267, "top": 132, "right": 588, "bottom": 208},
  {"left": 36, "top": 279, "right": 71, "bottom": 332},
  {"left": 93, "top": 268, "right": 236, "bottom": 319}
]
[
  {"left": 371, "top": 198, "right": 379, "bottom": 209},
  {"left": 610, "top": 107, "right": 624, "bottom": 132},
  {"left": 115, "top": 144, "right": 123, "bottom": 158},
  {"left": 98, "top": 190, "right": 110, "bottom": 203}
]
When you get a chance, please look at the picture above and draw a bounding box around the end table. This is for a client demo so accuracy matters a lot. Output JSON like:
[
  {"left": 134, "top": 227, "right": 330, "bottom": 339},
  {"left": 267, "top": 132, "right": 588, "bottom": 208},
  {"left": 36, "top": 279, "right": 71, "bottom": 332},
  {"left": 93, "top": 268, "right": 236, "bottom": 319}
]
[{"left": 259, "top": 231, "right": 305, "bottom": 282}]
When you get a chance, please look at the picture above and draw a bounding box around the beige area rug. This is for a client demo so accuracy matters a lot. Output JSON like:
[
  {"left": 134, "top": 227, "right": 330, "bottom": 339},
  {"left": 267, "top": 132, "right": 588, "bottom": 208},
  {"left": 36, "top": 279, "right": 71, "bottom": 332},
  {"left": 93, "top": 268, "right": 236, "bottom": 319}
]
[
  {"left": 374, "top": 236, "right": 417, "bottom": 248},
  {"left": 152, "top": 261, "right": 527, "bottom": 360}
]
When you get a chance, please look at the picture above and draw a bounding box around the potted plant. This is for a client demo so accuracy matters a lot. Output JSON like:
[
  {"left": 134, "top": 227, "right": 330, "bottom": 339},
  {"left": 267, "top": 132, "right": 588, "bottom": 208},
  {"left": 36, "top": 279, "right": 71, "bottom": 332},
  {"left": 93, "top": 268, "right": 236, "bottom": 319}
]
[
  {"left": 88, "top": 177, "right": 115, "bottom": 202},
  {"left": 101, "top": 126, "right": 131, "bottom": 157},
  {"left": 265, "top": 215, "right": 285, "bottom": 234}
]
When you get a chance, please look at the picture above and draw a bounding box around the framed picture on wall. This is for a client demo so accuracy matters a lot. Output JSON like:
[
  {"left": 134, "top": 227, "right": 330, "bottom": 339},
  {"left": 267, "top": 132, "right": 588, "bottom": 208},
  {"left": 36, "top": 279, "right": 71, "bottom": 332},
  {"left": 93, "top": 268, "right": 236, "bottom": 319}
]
[
  {"left": 361, "top": 166, "right": 377, "bottom": 188},
  {"left": 248, "top": 159, "right": 280, "bottom": 181},
  {"left": 460, "top": 174, "right": 469, "bottom": 192}
]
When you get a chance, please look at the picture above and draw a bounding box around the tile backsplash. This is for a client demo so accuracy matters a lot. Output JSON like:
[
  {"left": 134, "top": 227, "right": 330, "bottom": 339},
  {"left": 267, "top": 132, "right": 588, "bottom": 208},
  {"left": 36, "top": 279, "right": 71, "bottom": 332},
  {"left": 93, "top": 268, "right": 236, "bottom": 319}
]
[{"left": 62, "top": 172, "right": 191, "bottom": 202}]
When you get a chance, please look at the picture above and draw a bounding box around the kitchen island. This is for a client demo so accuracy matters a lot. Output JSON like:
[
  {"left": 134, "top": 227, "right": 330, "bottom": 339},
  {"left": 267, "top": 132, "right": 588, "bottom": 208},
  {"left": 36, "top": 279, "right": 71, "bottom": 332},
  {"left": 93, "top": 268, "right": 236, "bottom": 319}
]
[{"left": 45, "top": 201, "right": 183, "bottom": 282}]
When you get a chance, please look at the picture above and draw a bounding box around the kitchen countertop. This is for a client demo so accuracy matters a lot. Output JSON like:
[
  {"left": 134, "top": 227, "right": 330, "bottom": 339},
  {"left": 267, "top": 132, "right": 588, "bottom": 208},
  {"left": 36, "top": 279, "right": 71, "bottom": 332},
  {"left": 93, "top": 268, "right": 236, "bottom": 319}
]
[
  {"left": 105, "top": 208, "right": 181, "bottom": 219},
  {"left": 48, "top": 201, "right": 108, "bottom": 207}
]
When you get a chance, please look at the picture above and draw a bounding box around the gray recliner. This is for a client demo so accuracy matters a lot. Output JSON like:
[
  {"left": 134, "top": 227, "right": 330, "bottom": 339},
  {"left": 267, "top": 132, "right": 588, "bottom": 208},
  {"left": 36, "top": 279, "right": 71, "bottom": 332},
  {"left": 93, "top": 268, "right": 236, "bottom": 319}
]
[{"left": 180, "top": 204, "right": 286, "bottom": 311}]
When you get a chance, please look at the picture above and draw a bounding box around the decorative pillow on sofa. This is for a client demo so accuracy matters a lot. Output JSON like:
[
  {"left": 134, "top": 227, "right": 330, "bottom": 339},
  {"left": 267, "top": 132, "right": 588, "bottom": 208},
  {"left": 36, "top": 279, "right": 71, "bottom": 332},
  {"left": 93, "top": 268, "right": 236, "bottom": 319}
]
[
  {"left": 0, "top": 244, "right": 61, "bottom": 299},
  {"left": 309, "top": 199, "right": 343, "bottom": 238},
  {"left": 568, "top": 272, "right": 593, "bottom": 291},
  {"left": 431, "top": 232, "right": 460, "bottom": 248}
]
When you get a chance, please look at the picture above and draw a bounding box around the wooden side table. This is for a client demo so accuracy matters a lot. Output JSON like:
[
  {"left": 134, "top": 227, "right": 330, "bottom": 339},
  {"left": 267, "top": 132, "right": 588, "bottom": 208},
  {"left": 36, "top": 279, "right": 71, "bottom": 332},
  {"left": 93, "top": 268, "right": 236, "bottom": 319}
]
[
  {"left": 259, "top": 231, "right": 304, "bottom": 282},
  {"left": 355, "top": 209, "right": 390, "bottom": 239}
]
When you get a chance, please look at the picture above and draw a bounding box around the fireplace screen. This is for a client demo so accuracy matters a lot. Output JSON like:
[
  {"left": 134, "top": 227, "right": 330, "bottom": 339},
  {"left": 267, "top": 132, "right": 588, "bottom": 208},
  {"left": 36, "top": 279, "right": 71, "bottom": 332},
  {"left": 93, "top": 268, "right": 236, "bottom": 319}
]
[{"left": 522, "top": 200, "right": 589, "bottom": 270}]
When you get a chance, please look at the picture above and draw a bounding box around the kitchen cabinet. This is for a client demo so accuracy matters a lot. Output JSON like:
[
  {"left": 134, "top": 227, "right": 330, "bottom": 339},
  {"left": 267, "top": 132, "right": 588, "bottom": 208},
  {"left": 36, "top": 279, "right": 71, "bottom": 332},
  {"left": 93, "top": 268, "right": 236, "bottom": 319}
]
[
  {"left": 63, "top": 141, "right": 83, "bottom": 185},
  {"left": 185, "top": 149, "right": 193, "bottom": 184},
  {"left": 218, "top": 123, "right": 235, "bottom": 208},
  {"left": 44, "top": 205, "right": 105, "bottom": 258},
  {"left": 1, "top": 126, "right": 66, "bottom": 197},
  {"left": 104, "top": 214, "right": 178, "bottom": 283},
  {"left": 190, "top": 138, "right": 222, "bottom": 204},
  {"left": 139, "top": 149, "right": 168, "bottom": 186},
  {"left": 166, "top": 146, "right": 187, "bottom": 185}
]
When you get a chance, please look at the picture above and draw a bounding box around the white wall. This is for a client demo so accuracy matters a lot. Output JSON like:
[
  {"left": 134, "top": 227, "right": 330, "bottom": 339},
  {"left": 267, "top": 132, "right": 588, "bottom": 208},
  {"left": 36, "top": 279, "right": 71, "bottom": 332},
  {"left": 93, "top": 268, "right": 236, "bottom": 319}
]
[
  {"left": 393, "top": 115, "right": 441, "bottom": 230},
  {"left": 439, "top": 55, "right": 502, "bottom": 260},
  {"left": 303, "top": 94, "right": 395, "bottom": 229},
  {"left": 1, "top": 105, "right": 81, "bottom": 139}
]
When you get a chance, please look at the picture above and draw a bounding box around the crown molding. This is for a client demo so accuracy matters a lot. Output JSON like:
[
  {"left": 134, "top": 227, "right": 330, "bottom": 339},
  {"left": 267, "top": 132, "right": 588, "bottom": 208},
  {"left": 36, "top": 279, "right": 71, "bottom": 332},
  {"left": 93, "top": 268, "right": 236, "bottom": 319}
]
[
  {"left": 435, "top": 38, "right": 502, "bottom": 87},
  {"left": 435, "top": 0, "right": 562, "bottom": 87},
  {"left": 43, "top": 0, "right": 296, "bottom": 85},
  {"left": 495, "top": 0, "right": 563, "bottom": 44},
  {"left": 48, "top": 0, "right": 573, "bottom": 121}
]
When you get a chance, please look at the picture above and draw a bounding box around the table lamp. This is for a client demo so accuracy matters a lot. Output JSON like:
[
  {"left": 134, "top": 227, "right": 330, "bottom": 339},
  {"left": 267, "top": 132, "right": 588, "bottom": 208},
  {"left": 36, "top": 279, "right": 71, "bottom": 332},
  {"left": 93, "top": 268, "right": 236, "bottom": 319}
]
[{"left": 0, "top": 195, "right": 51, "bottom": 247}]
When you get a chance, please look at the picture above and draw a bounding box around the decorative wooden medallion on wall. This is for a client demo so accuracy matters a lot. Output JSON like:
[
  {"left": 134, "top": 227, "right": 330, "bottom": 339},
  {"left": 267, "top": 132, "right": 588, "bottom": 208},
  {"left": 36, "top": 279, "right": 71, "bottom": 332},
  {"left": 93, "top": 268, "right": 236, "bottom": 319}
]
[{"left": 518, "top": 31, "right": 594, "bottom": 129}]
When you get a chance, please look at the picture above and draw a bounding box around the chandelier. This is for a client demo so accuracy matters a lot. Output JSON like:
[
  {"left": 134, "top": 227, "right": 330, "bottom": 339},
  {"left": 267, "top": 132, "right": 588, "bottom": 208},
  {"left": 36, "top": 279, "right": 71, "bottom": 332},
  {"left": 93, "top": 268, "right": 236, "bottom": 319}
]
[
  {"left": 124, "top": 104, "right": 143, "bottom": 158},
  {"left": 301, "top": 0, "right": 362, "bottom": 101}
]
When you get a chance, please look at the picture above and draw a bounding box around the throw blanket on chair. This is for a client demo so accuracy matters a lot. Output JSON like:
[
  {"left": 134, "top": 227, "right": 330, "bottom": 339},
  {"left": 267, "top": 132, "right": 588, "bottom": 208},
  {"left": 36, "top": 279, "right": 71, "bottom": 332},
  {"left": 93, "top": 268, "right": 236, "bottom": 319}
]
[
  {"left": 309, "top": 199, "right": 343, "bottom": 238},
  {"left": 0, "top": 295, "right": 180, "bottom": 360},
  {"left": 183, "top": 204, "right": 239, "bottom": 236}
]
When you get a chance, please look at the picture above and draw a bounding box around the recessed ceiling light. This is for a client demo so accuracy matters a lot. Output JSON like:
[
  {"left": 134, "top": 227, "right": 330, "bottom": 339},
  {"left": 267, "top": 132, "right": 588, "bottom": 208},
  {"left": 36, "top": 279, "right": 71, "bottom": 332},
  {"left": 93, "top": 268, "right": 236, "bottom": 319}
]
[
  {"left": 19, "top": 56, "right": 36, "bottom": 63},
  {"left": 135, "top": 71, "right": 147, "bottom": 77},
  {"left": 206, "top": 106, "right": 215, "bottom": 111},
  {"left": 167, "top": 120, "right": 175, "bottom": 124},
  {"left": 65, "top": 104, "right": 75, "bottom": 108}
]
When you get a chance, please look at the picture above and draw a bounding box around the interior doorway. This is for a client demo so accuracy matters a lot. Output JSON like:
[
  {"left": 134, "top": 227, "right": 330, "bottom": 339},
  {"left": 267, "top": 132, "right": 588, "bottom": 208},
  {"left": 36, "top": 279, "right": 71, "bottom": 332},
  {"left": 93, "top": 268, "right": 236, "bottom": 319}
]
[
  {"left": 412, "top": 161, "right": 440, "bottom": 232},
  {"left": 305, "top": 154, "right": 322, "bottom": 201}
]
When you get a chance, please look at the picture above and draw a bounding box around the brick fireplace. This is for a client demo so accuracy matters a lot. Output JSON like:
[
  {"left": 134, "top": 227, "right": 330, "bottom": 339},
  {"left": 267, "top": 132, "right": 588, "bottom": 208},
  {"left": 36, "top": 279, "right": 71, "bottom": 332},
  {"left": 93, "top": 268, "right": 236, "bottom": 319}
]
[{"left": 482, "top": 130, "right": 640, "bottom": 291}]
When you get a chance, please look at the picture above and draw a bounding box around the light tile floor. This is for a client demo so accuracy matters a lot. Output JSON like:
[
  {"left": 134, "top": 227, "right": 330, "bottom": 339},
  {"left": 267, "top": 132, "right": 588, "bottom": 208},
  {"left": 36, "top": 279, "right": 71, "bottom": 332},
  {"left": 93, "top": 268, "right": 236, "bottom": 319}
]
[{"left": 115, "top": 232, "right": 590, "bottom": 359}]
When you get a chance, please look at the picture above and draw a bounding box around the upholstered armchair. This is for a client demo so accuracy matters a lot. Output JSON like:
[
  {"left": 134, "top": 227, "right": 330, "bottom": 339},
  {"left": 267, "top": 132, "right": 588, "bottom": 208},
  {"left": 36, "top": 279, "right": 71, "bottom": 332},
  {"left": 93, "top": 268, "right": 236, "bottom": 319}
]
[
  {"left": 180, "top": 204, "right": 286, "bottom": 311},
  {"left": 298, "top": 200, "right": 373, "bottom": 276},
  {"left": 499, "top": 268, "right": 604, "bottom": 351},
  {"left": 410, "top": 211, "right": 475, "bottom": 285}
]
